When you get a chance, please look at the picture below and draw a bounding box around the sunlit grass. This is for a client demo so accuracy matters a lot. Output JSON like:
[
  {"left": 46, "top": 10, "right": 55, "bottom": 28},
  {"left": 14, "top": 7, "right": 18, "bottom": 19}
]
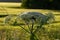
[
  {"left": 0, "top": 2, "right": 60, "bottom": 25},
  {"left": 0, "top": 2, "right": 60, "bottom": 40},
  {"left": 0, "top": 2, "right": 60, "bottom": 15},
  {"left": 0, "top": 2, "right": 21, "bottom": 7}
]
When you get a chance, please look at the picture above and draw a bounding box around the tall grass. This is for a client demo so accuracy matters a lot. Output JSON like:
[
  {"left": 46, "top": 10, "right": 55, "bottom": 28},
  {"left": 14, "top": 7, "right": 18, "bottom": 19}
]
[
  {"left": 0, "top": 25, "right": 60, "bottom": 40},
  {"left": 0, "top": 3, "right": 60, "bottom": 40},
  {"left": 0, "top": 26, "right": 30, "bottom": 40}
]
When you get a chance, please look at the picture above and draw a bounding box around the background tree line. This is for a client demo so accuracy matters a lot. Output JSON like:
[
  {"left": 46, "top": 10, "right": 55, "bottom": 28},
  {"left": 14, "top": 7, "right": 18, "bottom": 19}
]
[{"left": 21, "top": 0, "right": 60, "bottom": 10}]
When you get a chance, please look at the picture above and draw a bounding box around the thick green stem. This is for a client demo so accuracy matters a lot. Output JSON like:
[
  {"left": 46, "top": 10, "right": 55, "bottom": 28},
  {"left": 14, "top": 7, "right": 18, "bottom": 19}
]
[
  {"left": 30, "top": 22, "right": 38, "bottom": 40},
  {"left": 34, "top": 23, "right": 43, "bottom": 33},
  {"left": 30, "top": 33, "right": 35, "bottom": 40},
  {"left": 30, "top": 22, "right": 35, "bottom": 40}
]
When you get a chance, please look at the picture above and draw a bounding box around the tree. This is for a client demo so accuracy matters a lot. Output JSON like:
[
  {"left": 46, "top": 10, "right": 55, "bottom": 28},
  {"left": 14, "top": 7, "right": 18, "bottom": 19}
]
[
  {"left": 21, "top": 0, "right": 60, "bottom": 9},
  {"left": 21, "top": 0, "right": 30, "bottom": 8}
]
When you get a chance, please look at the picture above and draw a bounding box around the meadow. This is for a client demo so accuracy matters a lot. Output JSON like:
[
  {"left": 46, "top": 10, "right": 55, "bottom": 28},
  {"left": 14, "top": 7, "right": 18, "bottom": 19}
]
[{"left": 0, "top": 2, "right": 60, "bottom": 40}]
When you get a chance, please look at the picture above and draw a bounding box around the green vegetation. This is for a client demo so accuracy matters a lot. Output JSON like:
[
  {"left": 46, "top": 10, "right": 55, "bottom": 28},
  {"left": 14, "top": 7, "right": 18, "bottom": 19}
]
[
  {"left": 21, "top": 0, "right": 60, "bottom": 9},
  {"left": 0, "top": 2, "right": 60, "bottom": 40}
]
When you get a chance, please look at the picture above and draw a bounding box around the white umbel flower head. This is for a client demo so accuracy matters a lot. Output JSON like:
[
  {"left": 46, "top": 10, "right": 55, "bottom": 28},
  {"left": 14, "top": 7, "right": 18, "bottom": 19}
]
[
  {"left": 16, "top": 12, "right": 55, "bottom": 25},
  {"left": 17, "top": 12, "right": 46, "bottom": 24}
]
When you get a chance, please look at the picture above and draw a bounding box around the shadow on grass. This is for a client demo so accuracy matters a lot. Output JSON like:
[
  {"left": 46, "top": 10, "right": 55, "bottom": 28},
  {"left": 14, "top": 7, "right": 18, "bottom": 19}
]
[
  {"left": 0, "top": 15, "right": 8, "bottom": 18},
  {"left": 53, "top": 21, "right": 60, "bottom": 23},
  {"left": 7, "top": 6, "right": 21, "bottom": 9},
  {"left": 7, "top": 6, "right": 60, "bottom": 12},
  {"left": 54, "top": 14, "right": 60, "bottom": 16},
  {"left": 52, "top": 10, "right": 60, "bottom": 12},
  {"left": 0, "top": 14, "right": 18, "bottom": 18}
]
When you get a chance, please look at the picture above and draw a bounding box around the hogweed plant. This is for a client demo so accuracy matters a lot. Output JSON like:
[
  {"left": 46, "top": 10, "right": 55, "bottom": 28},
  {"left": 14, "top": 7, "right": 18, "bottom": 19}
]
[
  {"left": 34, "top": 12, "right": 55, "bottom": 34},
  {"left": 4, "top": 11, "right": 55, "bottom": 40},
  {"left": 4, "top": 15, "right": 16, "bottom": 25},
  {"left": 15, "top": 12, "right": 55, "bottom": 40}
]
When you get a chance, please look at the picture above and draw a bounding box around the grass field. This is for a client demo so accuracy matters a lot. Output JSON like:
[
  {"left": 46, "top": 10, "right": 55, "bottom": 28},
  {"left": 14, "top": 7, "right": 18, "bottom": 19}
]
[{"left": 0, "top": 2, "right": 60, "bottom": 40}]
